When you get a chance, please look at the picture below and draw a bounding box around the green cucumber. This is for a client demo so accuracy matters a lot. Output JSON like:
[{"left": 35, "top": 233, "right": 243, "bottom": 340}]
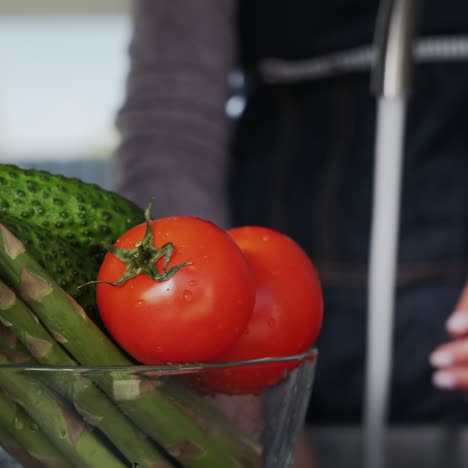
[{"left": 0, "top": 163, "right": 144, "bottom": 248}]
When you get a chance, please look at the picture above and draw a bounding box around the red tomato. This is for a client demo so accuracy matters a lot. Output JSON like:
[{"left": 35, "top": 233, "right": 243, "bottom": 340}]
[
  {"left": 198, "top": 226, "right": 323, "bottom": 394},
  {"left": 96, "top": 216, "right": 255, "bottom": 364}
]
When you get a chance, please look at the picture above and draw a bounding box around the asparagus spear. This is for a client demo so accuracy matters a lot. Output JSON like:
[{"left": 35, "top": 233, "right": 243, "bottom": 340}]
[
  {"left": 0, "top": 422, "right": 45, "bottom": 468},
  {"left": 0, "top": 390, "right": 72, "bottom": 467},
  {"left": 0, "top": 326, "right": 68, "bottom": 466},
  {"left": 0, "top": 354, "right": 126, "bottom": 468},
  {"left": 0, "top": 322, "right": 31, "bottom": 364},
  {"left": 0, "top": 325, "right": 68, "bottom": 467},
  {"left": 0, "top": 280, "right": 174, "bottom": 468},
  {"left": 0, "top": 223, "right": 261, "bottom": 468}
]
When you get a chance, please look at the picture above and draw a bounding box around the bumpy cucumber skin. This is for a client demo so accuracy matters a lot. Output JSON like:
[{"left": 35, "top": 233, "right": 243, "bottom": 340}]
[
  {"left": 0, "top": 164, "right": 144, "bottom": 248},
  {"left": 0, "top": 164, "right": 145, "bottom": 327}
]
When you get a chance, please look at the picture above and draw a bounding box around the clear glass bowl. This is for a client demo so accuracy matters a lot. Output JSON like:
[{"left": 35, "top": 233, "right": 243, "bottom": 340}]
[{"left": 0, "top": 349, "right": 317, "bottom": 468}]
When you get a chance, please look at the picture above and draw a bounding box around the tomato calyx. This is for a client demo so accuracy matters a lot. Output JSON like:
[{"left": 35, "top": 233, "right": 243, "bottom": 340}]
[{"left": 93, "top": 205, "right": 190, "bottom": 287}]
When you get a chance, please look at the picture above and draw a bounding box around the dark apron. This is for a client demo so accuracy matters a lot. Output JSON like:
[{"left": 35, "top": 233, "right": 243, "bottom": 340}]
[{"left": 229, "top": 26, "right": 468, "bottom": 423}]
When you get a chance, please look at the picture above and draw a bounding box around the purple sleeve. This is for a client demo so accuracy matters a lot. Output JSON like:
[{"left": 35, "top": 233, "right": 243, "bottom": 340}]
[{"left": 113, "top": 0, "right": 236, "bottom": 228}]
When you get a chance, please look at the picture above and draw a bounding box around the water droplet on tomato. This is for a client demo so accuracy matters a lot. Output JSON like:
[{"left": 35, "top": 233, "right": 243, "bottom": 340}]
[
  {"left": 262, "top": 235, "right": 270, "bottom": 242},
  {"left": 189, "top": 280, "right": 197, "bottom": 287},
  {"left": 183, "top": 290, "right": 193, "bottom": 303},
  {"left": 136, "top": 300, "right": 145, "bottom": 308}
]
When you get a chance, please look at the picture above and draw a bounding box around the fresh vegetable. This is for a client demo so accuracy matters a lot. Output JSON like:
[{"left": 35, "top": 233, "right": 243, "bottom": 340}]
[
  {"left": 0, "top": 214, "right": 101, "bottom": 323},
  {"left": 0, "top": 280, "right": 174, "bottom": 468},
  {"left": 0, "top": 421, "right": 50, "bottom": 468},
  {"left": 0, "top": 322, "right": 31, "bottom": 364},
  {"left": 0, "top": 391, "right": 71, "bottom": 467},
  {"left": 0, "top": 163, "right": 144, "bottom": 249},
  {"left": 199, "top": 226, "right": 323, "bottom": 395},
  {"left": 0, "top": 354, "right": 126, "bottom": 468},
  {"left": 0, "top": 223, "right": 262, "bottom": 468},
  {"left": 0, "top": 163, "right": 145, "bottom": 325},
  {"left": 95, "top": 209, "right": 255, "bottom": 364},
  {"left": 0, "top": 326, "right": 70, "bottom": 467}
]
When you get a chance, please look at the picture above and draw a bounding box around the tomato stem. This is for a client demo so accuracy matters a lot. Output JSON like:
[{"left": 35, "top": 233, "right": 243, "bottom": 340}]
[{"left": 80, "top": 204, "right": 190, "bottom": 288}]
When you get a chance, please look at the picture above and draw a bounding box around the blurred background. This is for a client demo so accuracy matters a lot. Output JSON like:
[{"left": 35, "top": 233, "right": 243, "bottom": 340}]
[
  {"left": 0, "top": 0, "right": 132, "bottom": 188},
  {"left": 2, "top": 2, "right": 468, "bottom": 468}
]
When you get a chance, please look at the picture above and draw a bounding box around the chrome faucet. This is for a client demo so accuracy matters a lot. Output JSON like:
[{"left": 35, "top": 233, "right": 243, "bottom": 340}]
[{"left": 371, "top": 0, "right": 421, "bottom": 98}]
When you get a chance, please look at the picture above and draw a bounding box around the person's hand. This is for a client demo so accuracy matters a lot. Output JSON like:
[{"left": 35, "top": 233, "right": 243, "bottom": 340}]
[{"left": 430, "top": 282, "right": 468, "bottom": 391}]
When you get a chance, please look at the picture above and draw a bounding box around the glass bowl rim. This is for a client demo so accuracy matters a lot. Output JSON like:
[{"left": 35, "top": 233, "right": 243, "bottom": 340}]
[{"left": 0, "top": 348, "right": 318, "bottom": 373}]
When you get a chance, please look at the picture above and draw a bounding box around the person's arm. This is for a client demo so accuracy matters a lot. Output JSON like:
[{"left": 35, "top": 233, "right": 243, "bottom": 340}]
[
  {"left": 430, "top": 282, "right": 468, "bottom": 390},
  {"left": 113, "top": 0, "right": 236, "bottom": 228}
]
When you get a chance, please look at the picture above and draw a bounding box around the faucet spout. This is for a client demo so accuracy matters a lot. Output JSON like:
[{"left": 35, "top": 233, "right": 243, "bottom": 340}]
[{"left": 372, "top": 0, "right": 421, "bottom": 98}]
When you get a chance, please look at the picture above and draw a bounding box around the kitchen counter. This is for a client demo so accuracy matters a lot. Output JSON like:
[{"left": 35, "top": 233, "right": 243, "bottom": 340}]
[{"left": 308, "top": 425, "right": 468, "bottom": 468}]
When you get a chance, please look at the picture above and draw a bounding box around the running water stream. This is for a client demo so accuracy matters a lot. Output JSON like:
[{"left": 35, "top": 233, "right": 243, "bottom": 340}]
[{"left": 364, "top": 96, "right": 407, "bottom": 468}]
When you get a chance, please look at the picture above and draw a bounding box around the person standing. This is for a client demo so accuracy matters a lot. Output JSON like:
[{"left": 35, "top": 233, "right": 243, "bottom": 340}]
[{"left": 114, "top": 1, "right": 468, "bottom": 465}]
